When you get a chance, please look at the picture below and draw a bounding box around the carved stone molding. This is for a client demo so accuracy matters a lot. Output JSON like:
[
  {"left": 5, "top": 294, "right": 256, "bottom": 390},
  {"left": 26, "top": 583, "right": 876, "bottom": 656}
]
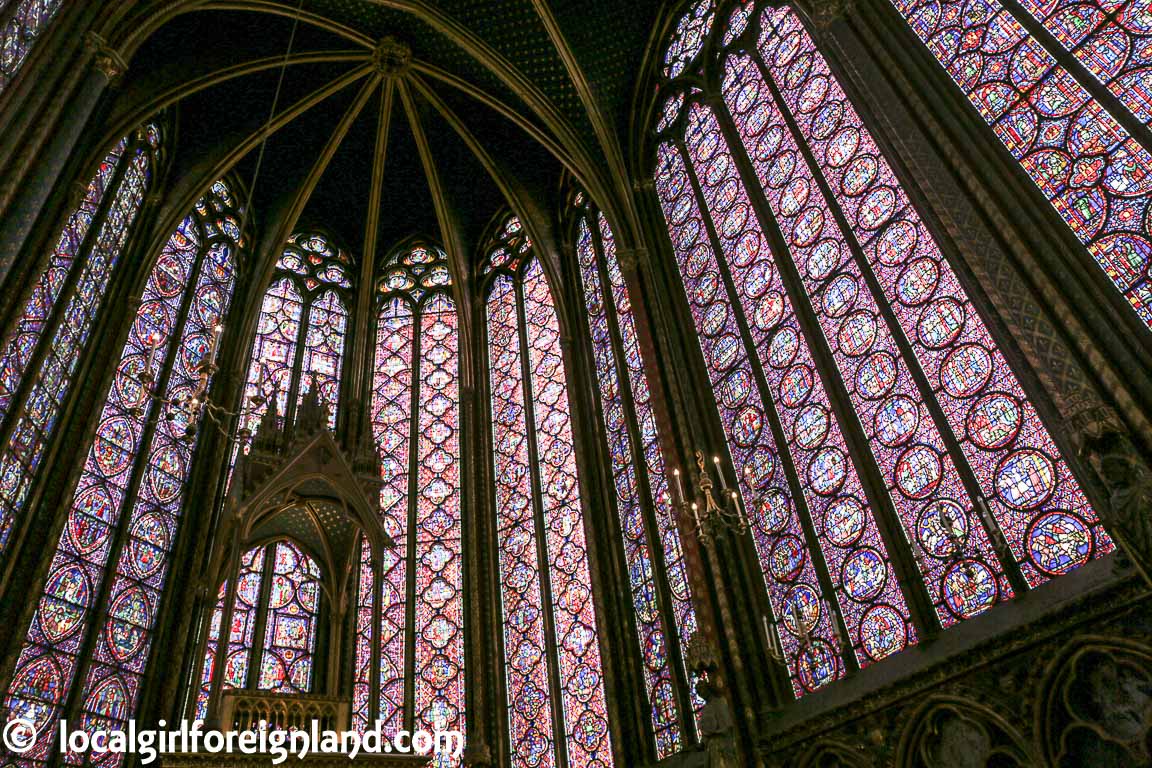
[{"left": 85, "top": 32, "right": 128, "bottom": 81}]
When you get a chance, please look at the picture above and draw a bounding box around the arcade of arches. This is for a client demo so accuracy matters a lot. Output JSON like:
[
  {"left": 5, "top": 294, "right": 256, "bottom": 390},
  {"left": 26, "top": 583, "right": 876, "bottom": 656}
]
[{"left": 0, "top": 1, "right": 1149, "bottom": 767}]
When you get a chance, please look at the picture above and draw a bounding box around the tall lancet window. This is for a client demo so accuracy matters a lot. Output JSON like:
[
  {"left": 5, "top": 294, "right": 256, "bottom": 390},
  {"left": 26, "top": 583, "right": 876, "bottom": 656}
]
[
  {"left": 234, "top": 233, "right": 351, "bottom": 459},
  {"left": 1, "top": 181, "right": 242, "bottom": 763},
  {"left": 0, "top": 125, "right": 158, "bottom": 558},
  {"left": 364, "top": 243, "right": 464, "bottom": 756},
  {"left": 0, "top": 0, "right": 65, "bottom": 93},
  {"left": 484, "top": 216, "right": 614, "bottom": 768},
  {"left": 653, "top": 0, "right": 1112, "bottom": 696},
  {"left": 886, "top": 0, "right": 1152, "bottom": 330},
  {"left": 569, "top": 193, "right": 701, "bottom": 757}
]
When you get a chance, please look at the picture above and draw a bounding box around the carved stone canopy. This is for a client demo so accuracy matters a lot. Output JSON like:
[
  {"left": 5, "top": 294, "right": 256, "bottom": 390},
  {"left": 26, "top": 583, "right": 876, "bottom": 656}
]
[{"left": 212, "top": 427, "right": 391, "bottom": 597}]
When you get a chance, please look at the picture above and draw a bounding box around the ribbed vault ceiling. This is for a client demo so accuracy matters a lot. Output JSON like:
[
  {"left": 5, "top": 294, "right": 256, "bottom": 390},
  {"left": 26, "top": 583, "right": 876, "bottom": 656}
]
[{"left": 97, "top": 0, "right": 666, "bottom": 282}]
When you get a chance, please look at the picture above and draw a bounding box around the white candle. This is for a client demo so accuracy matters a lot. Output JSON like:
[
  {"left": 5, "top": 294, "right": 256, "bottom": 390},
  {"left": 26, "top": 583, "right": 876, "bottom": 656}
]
[
  {"left": 691, "top": 501, "right": 701, "bottom": 529},
  {"left": 713, "top": 456, "right": 729, "bottom": 490},
  {"left": 672, "top": 468, "right": 684, "bottom": 503}
]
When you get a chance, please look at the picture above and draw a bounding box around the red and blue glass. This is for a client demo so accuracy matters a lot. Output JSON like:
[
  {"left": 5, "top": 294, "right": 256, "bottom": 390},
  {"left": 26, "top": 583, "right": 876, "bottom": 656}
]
[
  {"left": 888, "top": 0, "right": 1152, "bottom": 330},
  {"left": 575, "top": 203, "right": 700, "bottom": 754},
  {"left": 0, "top": 131, "right": 154, "bottom": 555},
  {"left": 257, "top": 541, "right": 321, "bottom": 694},
  {"left": 0, "top": 0, "right": 65, "bottom": 92},
  {"left": 1016, "top": 0, "right": 1152, "bottom": 125},
  {"left": 656, "top": 142, "right": 844, "bottom": 695},
  {"left": 487, "top": 222, "right": 615, "bottom": 767},
  {"left": 760, "top": 7, "right": 1112, "bottom": 586},
  {"left": 2, "top": 182, "right": 239, "bottom": 765},
  {"left": 353, "top": 538, "right": 375, "bottom": 733},
  {"left": 369, "top": 244, "right": 463, "bottom": 761}
]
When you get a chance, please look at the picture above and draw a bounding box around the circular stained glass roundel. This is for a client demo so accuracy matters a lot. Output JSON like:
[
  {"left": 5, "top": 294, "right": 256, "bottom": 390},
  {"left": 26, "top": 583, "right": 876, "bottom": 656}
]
[
  {"left": 838, "top": 311, "right": 877, "bottom": 356},
  {"left": 810, "top": 101, "right": 843, "bottom": 140},
  {"left": 916, "top": 500, "right": 968, "bottom": 558},
  {"left": 806, "top": 240, "right": 842, "bottom": 280},
  {"left": 768, "top": 327, "right": 800, "bottom": 368},
  {"left": 780, "top": 364, "right": 814, "bottom": 407},
  {"left": 732, "top": 406, "right": 764, "bottom": 447},
  {"left": 842, "top": 547, "right": 887, "bottom": 601},
  {"left": 808, "top": 447, "right": 848, "bottom": 496},
  {"left": 856, "top": 352, "right": 897, "bottom": 400},
  {"left": 756, "top": 489, "right": 790, "bottom": 533},
  {"left": 710, "top": 333, "right": 741, "bottom": 370},
  {"left": 859, "top": 187, "right": 897, "bottom": 230},
  {"left": 940, "top": 344, "right": 993, "bottom": 398},
  {"left": 895, "top": 444, "right": 943, "bottom": 500},
  {"left": 796, "top": 640, "right": 838, "bottom": 692},
  {"left": 1026, "top": 511, "right": 1092, "bottom": 575},
  {"left": 995, "top": 449, "right": 1056, "bottom": 509},
  {"left": 896, "top": 258, "right": 940, "bottom": 306},
  {"left": 917, "top": 298, "right": 967, "bottom": 349},
  {"left": 822, "top": 274, "right": 858, "bottom": 318},
  {"left": 770, "top": 535, "right": 806, "bottom": 583},
  {"left": 754, "top": 291, "right": 785, "bottom": 331},
  {"left": 824, "top": 497, "right": 866, "bottom": 547},
  {"left": 859, "top": 604, "right": 908, "bottom": 662},
  {"left": 782, "top": 583, "right": 821, "bottom": 637},
  {"left": 874, "top": 395, "right": 919, "bottom": 447},
  {"left": 717, "top": 369, "right": 753, "bottom": 409},
  {"left": 966, "top": 393, "right": 1022, "bottom": 450},
  {"left": 877, "top": 220, "right": 917, "bottom": 266},
  {"left": 793, "top": 404, "right": 830, "bottom": 450},
  {"left": 942, "top": 560, "right": 998, "bottom": 619}
]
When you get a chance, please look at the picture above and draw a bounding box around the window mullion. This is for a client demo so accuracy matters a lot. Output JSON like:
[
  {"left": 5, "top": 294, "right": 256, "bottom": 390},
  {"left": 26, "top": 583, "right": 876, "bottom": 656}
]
[
  {"left": 587, "top": 213, "right": 697, "bottom": 742},
  {"left": 0, "top": 138, "right": 137, "bottom": 461},
  {"left": 676, "top": 135, "right": 859, "bottom": 674},
  {"left": 706, "top": 87, "right": 941, "bottom": 640},
  {"left": 749, "top": 48, "right": 1031, "bottom": 596},
  {"left": 513, "top": 274, "right": 571, "bottom": 768},
  {"left": 402, "top": 303, "right": 423, "bottom": 733},
  {"left": 249, "top": 545, "right": 278, "bottom": 690},
  {"left": 204, "top": 545, "right": 243, "bottom": 719},
  {"left": 996, "top": 0, "right": 1152, "bottom": 152},
  {"left": 283, "top": 284, "right": 312, "bottom": 430}
]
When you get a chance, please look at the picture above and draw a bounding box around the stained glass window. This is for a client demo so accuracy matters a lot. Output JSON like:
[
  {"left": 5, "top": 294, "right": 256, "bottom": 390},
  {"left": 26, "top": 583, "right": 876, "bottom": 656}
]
[
  {"left": 0, "top": 0, "right": 64, "bottom": 93},
  {"left": 485, "top": 218, "right": 614, "bottom": 768},
  {"left": 1014, "top": 0, "right": 1152, "bottom": 125},
  {"left": 257, "top": 541, "right": 321, "bottom": 694},
  {"left": 0, "top": 126, "right": 158, "bottom": 557},
  {"left": 233, "top": 232, "right": 351, "bottom": 461},
  {"left": 366, "top": 243, "right": 464, "bottom": 760},
  {"left": 1, "top": 180, "right": 242, "bottom": 762},
  {"left": 572, "top": 196, "right": 700, "bottom": 755},
  {"left": 352, "top": 536, "right": 375, "bottom": 733},
  {"left": 195, "top": 544, "right": 267, "bottom": 714},
  {"left": 193, "top": 540, "right": 321, "bottom": 714},
  {"left": 654, "top": 0, "right": 1113, "bottom": 697},
  {"left": 887, "top": 0, "right": 1152, "bottom": 330}
]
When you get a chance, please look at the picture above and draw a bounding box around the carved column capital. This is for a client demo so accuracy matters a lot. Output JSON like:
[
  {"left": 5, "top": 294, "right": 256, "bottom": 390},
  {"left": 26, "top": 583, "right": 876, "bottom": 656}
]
[
  {"left": 85, "top": 32, "right": 128, "bottom": 82},
  {"left": 68, "top": 179, "right": 89, "bottom": 210},
  {"left": 616, "top": 247, "right": 643, "bottom": 273}
]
